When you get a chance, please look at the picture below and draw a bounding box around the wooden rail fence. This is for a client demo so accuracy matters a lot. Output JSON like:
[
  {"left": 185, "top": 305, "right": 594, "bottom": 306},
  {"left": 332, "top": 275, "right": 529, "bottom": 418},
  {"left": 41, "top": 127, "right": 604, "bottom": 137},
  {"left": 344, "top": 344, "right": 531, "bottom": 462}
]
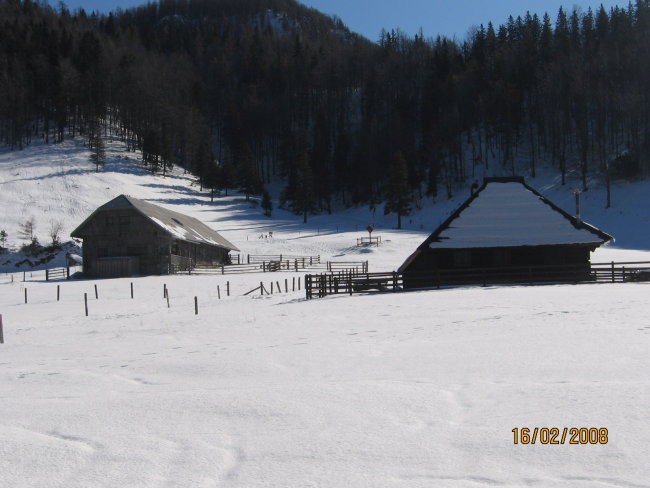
[
  {"left": 305, "top": 261, "right": 650, "bottom": 299},
  {"left": 356, "top": 236, "right": 382, "bottom": 247}
]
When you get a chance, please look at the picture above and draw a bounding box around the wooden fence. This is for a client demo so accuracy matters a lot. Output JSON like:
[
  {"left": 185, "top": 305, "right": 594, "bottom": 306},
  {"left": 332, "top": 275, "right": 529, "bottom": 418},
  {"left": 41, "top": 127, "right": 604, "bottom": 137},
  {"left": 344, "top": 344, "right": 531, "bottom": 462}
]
[
  {"left": 305, "top": 261, "right": 650, "bottom": 299},
  {"left": 190, "top": 258, "right": 362, "bottom": 275},
  {"left": 356, "top": 236, "right": 382, "bottom": 247},
  {"left": 232, "top": 254, "right": 321, "bottom": 266},
  {"left": 45, "top": 267, "right": 70, "bottom": 281}
]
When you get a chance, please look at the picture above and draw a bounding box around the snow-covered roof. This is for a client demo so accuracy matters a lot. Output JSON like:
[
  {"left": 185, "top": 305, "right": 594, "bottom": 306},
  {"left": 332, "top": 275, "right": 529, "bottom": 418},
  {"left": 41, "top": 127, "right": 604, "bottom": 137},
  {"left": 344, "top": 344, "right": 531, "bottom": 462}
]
[
  {"left": 425, "top": 178, "right": 612, "bottom": 250},
  {"left": 72, "top": 195, "right": 239, "bottom": 251}
]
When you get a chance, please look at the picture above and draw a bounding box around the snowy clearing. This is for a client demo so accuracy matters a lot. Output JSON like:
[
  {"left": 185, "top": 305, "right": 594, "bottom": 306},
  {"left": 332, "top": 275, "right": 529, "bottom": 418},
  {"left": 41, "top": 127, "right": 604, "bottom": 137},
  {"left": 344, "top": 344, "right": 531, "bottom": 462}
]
[{"left": 1, "top": 139, "right": 650, "bottom": 486}]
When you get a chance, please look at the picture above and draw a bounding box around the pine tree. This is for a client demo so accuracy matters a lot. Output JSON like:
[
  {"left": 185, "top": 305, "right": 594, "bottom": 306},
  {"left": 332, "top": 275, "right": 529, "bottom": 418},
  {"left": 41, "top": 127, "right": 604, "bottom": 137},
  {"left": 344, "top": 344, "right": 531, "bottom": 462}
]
[
  {"left": 261, "top": 189, "right": 273, "bottom": 217},
  {"left": 89, "top": 127, "right": 106, "bottom": 172},
  {"left": 294, "top": 149, "right": 317, "bottom": 224},
  {"left": 384, "top": 150, "right": 412, "bottom": 229},
  {"left": 0, "top": 229, "right": 7, "bottom": 249},
  {"left": 237, "top": 144, "right": 263, "bottom": 200}
]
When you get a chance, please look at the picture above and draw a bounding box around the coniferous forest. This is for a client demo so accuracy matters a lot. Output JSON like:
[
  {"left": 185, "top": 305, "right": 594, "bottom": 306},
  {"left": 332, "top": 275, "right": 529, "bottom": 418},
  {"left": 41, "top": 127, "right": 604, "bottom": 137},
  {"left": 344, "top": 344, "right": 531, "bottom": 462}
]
[{"left": 2, "top": 0, "right": 650, "bottom": 220}]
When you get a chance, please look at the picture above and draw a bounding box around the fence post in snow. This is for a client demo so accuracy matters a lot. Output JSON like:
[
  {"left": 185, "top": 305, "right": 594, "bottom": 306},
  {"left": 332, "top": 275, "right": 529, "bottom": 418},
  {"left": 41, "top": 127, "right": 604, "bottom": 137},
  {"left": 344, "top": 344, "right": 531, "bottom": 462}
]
[
  {"left": 84, "top": 293, "right": 88, "bottom": 316},
  {"left": 194, "top": 296, "right": 198, "bottom": 315},
  {"left": 24, "top": 288, "right": 27, "bottom": 304},
  {"left": 260, "top": 282, "right": 263, "bottom": 296},
  {"left": 0, "top": 314, "right": 4, "bottom": 344},
  {"left": 57, "top": 285, "right": 60, "bottom": 301},
  {"left": 285, "top": 279, "right": 288, "bottom": 293},
  {"left": 226, "top": 281, "right": 230, "bottom": 296},
  {"left": 217, "top": 285, "right": 221, "bottom": 299},
  {"left": 131, "top": 282, "right": 134, "bottom": 299},
  {"left": 94, "top": 284, "right": 98, "bottom": 299},
  {"left": 611, "top": 261, "right": 615, "bottom": 283}
]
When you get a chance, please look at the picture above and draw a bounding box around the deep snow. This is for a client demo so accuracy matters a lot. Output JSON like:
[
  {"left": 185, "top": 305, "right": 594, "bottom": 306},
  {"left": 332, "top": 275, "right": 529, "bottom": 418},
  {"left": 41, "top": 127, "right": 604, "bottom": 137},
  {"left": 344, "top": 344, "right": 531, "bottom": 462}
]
[{"left": 1, "top": 138, "right": 650, "bottom": 487}]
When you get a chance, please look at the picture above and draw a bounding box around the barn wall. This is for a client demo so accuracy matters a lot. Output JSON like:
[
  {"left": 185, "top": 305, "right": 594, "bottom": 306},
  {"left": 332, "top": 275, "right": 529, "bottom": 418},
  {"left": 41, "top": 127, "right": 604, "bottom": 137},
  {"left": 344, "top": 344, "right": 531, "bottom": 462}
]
[
  {"left": 172, "top": 240, "right": 230, "bottom": 266},
  {"left": 403, "top": 245, "right": 593, "bottom": 288},
  {"left": 76, "top": 207, "right": 231, "bottom": 277},
  {"left": 77, "top": 208, "right": 171, "bottom": 277}
]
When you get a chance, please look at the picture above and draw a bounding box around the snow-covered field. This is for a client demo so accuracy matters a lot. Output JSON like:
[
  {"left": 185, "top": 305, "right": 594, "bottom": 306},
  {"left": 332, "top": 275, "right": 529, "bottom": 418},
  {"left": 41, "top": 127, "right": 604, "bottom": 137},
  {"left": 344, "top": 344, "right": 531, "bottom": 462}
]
[{"left": 1, "top": 139, "right": 650, "bottom": 487}]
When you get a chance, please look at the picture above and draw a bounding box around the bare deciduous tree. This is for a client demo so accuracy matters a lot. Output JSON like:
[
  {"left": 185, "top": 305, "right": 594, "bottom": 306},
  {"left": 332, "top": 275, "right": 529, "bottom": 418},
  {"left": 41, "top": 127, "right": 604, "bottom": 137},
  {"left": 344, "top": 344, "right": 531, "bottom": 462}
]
[
  {"left": 49, "top": 220, "right": 64, "bottom": 248},
  {"left": 18, "top": 217, "right": 36, "bottom": 243}
]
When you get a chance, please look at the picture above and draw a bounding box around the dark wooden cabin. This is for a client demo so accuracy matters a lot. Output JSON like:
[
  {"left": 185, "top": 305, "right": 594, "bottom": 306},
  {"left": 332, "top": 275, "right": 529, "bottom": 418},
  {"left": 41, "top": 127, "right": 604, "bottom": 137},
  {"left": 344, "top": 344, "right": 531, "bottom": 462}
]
[
  {"left": 71, "top": 195, "right": 239, "bottom": 278},
  {"left": 399, "top": 177, "right": 613, "bottom": 288}
]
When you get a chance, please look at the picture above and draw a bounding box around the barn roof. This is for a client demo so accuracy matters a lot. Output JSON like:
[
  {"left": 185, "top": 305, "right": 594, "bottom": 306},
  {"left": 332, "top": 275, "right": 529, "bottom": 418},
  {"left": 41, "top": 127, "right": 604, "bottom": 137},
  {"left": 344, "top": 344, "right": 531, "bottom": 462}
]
[
  {"left": 400, "top": 177, "right": 612, "bottom": 270},
  {"left": 71, "top": 195, "right": 239, "bottom": 251}
]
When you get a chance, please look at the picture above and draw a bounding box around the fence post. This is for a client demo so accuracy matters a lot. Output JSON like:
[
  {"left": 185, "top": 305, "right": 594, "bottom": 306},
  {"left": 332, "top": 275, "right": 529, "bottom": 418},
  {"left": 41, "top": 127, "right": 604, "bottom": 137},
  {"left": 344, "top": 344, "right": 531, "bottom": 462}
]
[
  {"left": 164, "top": 284, "right": 167, "bottom": 299},
  {"left": 263, "top": 261, "right": 266, "bottom": 272},
  {"left": 271, "top": 281, "right": 274, "bottom": 294},
  {"left": 298, "top": 276, "right": 301, "bottom": 290},
  {"left": 293, "top": 277, "right": 295, "bottom": 291},
  {"left": 194, "top": 296, "right": 198, "bottom": 315},
  {"left": 247, "top": 254, "right": 250, "bottom": 264},
  {"left": 217, "top": 285, "right": 221, "bottom": 299},
  {"left": 310, "top": 257, "right": 313, "bottom": 266},
  {"left": 46, "top": 269, "right": 49, "bottom": 281},
  {"left": 23, "top": 271, "right": 25, "bottom": 282},
  {"left": 227, "top": 281, "right": 230, "bottom": 296},
  {"left": 131, "top": 282, "right": 134, "bottom": 299},
  {"left": 94, "top": 284, "right": 98, "bottom": 299},
  {"left": 24, "top": 288, "right": 27, "bottom": 304},
  {"left": 392, "top": 272, "right": 397, "bottom": 291},
  {"left": 57, "top": 285, "right": 60, "bottom": 302},
  {"left": 285, "top": 279, "right": 288, "bottom": 293},
  {"left": 84, "top": 293, "right": 88, "bottom": 316},
  {"left": 66, "top": 266, "right": 70, "bottom": 279},
  {"left": 260, "top": 282, "right": 264, "bottom": 296},
  {"left": 611, "top": 261, "right": 615, "bottom": 283},
  {"left": 622, "top": 266, "right": 626, "bottom": 282},
  {"left": 221, "top": 263, "right": 225, "bottom": 275},
  {"left": 0, "top": 314, "right": 3, "bottom": 344}
]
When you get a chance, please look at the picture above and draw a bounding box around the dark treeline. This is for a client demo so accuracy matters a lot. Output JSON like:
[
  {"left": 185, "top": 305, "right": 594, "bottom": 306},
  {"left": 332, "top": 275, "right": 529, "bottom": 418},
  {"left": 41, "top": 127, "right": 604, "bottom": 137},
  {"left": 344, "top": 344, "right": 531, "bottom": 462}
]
[{"left": 2, "top": 0, "right": 650, "bottom": 223}]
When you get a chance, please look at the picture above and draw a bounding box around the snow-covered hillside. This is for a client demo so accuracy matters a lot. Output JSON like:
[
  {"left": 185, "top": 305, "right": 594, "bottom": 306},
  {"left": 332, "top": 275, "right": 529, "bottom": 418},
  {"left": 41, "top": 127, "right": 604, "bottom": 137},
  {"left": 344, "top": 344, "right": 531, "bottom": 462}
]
[{"left": 1, "top": 139, "right": 650, "bottom": 487}]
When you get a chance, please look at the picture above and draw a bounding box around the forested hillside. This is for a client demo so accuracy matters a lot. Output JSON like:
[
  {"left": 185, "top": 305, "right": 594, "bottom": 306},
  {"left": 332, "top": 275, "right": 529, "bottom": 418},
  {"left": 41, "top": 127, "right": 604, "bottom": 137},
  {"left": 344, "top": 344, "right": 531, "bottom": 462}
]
[{"left": 2, "top": 0, "right": 650, "bottom": 221}]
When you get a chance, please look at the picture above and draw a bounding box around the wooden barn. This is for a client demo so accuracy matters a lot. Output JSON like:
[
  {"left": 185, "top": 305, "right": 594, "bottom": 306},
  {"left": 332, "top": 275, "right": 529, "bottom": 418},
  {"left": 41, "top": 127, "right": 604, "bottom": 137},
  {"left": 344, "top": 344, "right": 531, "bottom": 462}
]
[
  {"left": 71, "top": 195, "right": 239, "bottom": 278},
  {"left": 399, "top": 177, "right": 613, "bottom": 288}
]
